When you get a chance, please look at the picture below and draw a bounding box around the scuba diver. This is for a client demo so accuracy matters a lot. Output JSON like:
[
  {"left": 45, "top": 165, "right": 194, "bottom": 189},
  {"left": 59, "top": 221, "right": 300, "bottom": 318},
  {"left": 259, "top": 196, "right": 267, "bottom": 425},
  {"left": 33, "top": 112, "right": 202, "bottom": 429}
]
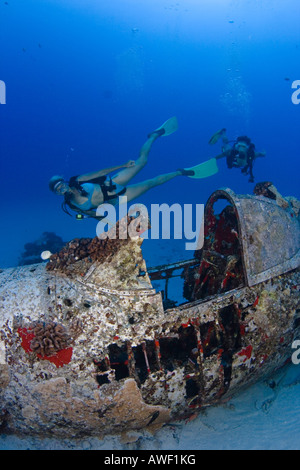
[
  {"left": 208, "top": 128, "right": 266, "bottom": 183},
  {"left": 49, "top": 117, "right": 194, "bottom": 220}
]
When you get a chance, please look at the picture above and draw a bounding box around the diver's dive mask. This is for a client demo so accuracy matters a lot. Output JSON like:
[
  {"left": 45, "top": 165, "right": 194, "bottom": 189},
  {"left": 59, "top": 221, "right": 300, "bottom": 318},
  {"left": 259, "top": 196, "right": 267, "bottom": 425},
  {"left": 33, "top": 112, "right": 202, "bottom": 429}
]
[
  {"left": 235, "top": 141, "right": 249, "bottom": 153},
  {"left": 54, "top": 180, "right": 69, "bottom": 195}
]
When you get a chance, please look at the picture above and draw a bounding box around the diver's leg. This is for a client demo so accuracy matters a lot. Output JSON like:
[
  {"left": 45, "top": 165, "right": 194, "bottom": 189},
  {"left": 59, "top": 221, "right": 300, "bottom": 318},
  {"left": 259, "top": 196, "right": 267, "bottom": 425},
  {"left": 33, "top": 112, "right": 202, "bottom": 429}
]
[
  {"left": 221, "top": 130, "right": 232, "bottom": 154},
  {"left": 215, "top": 130, "right": 230, "bottom": 160},
  {"left": 221, "top": 130, "right": 229, "bottom": 145},
  {"left": 112, "top": 133, "right": 161, "bottom": 187},
  {"left": 122, "top": 170, "right": 181, "bottom": 203}
]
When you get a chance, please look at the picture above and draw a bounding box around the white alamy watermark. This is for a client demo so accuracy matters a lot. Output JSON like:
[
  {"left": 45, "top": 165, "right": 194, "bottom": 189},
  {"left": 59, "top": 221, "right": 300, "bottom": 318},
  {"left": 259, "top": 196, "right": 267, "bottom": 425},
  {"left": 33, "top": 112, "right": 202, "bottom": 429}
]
[
  {"left": 291, "top": 80, "right": 300, "bottom": 105},
  {"left": 95, "top": 196, "right": 204, "bottom": 251},
  {"left": 0, "top": 80, "right": 6, "bottom": 104},
  {"left": 291, "top": 340, "right": 300, "bottom": 365}
]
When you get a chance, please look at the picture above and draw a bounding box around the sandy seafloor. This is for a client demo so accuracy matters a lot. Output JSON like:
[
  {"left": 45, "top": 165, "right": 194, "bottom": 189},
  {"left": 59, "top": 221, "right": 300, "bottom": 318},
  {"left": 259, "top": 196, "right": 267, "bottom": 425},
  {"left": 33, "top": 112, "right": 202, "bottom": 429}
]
[{"left": 1, "top": 233, "right": 300, "bottom": 451}]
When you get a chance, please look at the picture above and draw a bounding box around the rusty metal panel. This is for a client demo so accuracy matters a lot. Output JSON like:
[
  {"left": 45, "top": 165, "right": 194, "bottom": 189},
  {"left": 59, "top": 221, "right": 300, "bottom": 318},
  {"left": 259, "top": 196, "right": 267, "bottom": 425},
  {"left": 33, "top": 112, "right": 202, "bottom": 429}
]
[{"left": 236, "top": 195, "right": 300, "bottom": 286}]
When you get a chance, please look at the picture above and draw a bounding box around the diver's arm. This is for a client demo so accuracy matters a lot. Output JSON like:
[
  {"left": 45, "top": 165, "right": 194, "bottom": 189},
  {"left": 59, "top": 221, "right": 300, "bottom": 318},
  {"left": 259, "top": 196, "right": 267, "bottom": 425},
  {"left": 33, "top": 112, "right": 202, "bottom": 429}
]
[
  {"left": 215, "top": 151, "right": 229, "bottom": 160},
  {"left": 255, "top": 151, "right": 266, "bottom": 158},
  {"left": 77, "top": 161, "right": 135, "bottom": 182}
]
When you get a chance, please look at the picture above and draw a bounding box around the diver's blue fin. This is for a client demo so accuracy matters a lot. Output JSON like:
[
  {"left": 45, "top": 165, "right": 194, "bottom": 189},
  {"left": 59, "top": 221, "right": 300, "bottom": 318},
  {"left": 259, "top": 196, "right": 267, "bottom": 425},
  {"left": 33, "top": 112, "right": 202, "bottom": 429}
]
[
  {"left": 208, "top": 128, "right": 226, "bottom": 145},
  {"left": 185, "top": 158, "right": 219, "bottom": 179},
  {"left": 149, "top": 116, "right": 178, "bottom": 138}
]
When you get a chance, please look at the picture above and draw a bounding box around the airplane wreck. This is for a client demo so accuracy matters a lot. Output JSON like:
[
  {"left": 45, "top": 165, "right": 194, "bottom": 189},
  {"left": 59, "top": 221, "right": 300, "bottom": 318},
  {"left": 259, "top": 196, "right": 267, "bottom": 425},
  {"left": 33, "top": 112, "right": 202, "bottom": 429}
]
[{"left": 0, "top": 183, "right": 299, "bottom": 440}]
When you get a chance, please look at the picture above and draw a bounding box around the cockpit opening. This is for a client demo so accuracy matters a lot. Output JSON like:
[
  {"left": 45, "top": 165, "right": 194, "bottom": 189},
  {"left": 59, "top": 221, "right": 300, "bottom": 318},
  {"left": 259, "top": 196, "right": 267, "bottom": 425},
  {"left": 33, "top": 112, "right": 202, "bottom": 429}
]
[{"left": 148, "top": 194, "right": 246, "bottom": 307}]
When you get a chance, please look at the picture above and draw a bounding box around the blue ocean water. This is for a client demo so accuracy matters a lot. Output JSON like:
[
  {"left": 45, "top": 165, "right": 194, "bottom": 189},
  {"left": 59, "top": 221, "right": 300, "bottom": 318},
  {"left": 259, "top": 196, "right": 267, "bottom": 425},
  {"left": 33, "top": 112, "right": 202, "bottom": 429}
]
[{"left": 0, "top": 0, "right": 299, "bottom": 450}]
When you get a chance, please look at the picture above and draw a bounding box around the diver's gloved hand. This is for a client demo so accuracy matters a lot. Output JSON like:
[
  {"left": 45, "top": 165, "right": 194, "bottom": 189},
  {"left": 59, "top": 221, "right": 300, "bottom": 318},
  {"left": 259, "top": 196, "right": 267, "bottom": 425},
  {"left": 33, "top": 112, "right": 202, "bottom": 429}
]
[{"left": 249, "top": 176, "right": 254, "bottom": 183}]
